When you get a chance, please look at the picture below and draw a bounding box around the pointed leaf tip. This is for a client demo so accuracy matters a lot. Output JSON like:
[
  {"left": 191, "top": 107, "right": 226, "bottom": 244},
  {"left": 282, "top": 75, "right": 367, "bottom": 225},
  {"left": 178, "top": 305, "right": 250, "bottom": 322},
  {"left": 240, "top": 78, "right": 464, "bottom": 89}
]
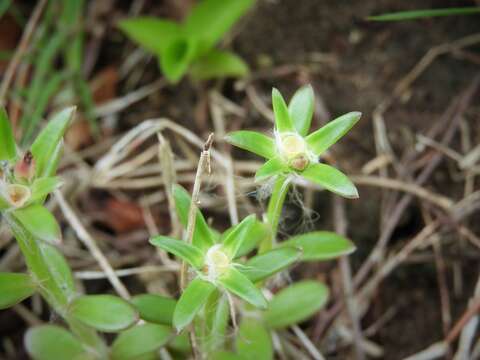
[
  {"left": 289, "top": 84, "right": 315, "bottom": 136},
  {"left": 272, "top": 88, "right": 294, "bottom": 133},
  {"left": 306, "top": 111, "right": 361, "bottom": 156}
]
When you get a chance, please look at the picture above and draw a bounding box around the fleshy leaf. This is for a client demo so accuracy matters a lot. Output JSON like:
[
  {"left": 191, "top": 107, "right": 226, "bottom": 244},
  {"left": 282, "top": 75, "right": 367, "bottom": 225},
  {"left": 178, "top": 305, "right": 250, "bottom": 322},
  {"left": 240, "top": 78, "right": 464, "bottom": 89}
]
[
  {"left": 239, "top": 247, "right": 302, "bottom": 283},
  {"left": 42, "top": 244, "right": 76, "bottom": 296},
  {"left": 25, "top": 325, "right": 85, "bottom": 360},
  {"left": 190, "top": 49, "right": 248, "bottom": 80},
  {"left": 288, "top": 84, "right": 314, "bottom": 136},
  {"left": 160, "top": 37, "right": 198, "bottom": 83},
  {"left": 131, "top": 294, "right": 176, "bottom": 326},
  {"left": 149, "top": 235, "right": 204, "bottom": 269},
  {"left": 0, "top": 272, "right": 36, "bottom": 309},
  {"left": 203, "top": 290, "right": 229, "bottom": 352},
  {"left": 264, "top": 281, "right": 329, "bottom": 329},
  {"left": 29, "top": 177, "right": 63, "bottom": 203},
  {"left": 184, "top": 0, "right": 255, "bottom": 54},
  {"left": 236, "top": 318, "right": 273, "bottom": 360},
  {"left": 118, "top": 17, "right": 181, "bottom": 54},
  {"left": 31, "top": 107, "right": 75, "bottom": 178},
  {"left": 172, "top": 184, "right": 215, "bottom": 251},
  {"left": 235, "top": 220, "right": 270, "bottom": 258},
  {"left": 212, "top": 352, "right": 244, "bottom": 360},
  {"left": 218, "top": 267, "right": 267, "bottom": 309},
  {"left": 225, "top": 131, "right": 276, "bottom": 159},
  {"left": 0, "top": 107, "right": 16, "bottom": 161},
  {"left": 111, "top": 323, "right": 172, "bottom": 360},
  {"left": 222, "top": 214, "right": 255, "bottom": 259},
  {"left": 305, "top": 111, "right": 361, "bottom": 155},
  {"left": 69, "top": 295, "right": 138, "bottom": 332},
  {"left": 173, "top": 278, "right": 216, "bottom": 331},
  {"left": 301, "top": 163, "right": 358, "bottom": 198},
  {"left": 255, "top": 157, "right": 288, "bottom": 181},
  {"left": 13, "top": 205, "right": 61, "bottom": 244},
  {"left": 281, "top": 231, "right": 356, "bottom": 261},
  {"left": 272, "top": 88, "right": 294, "bottom": 133}
]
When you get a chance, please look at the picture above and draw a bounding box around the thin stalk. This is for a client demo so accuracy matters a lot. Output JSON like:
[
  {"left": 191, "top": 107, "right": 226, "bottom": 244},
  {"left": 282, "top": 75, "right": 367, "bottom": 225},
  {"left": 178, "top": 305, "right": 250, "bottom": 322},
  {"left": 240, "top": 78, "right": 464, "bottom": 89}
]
[
  {"left": 4, "top": 214, "right": 107, "bottom": 358},
  {"left": 180, "top": 134, "right": 213, "bottom": 360},
  {"left": 261, "top": 175, "right": 291, "bottom": 253}
]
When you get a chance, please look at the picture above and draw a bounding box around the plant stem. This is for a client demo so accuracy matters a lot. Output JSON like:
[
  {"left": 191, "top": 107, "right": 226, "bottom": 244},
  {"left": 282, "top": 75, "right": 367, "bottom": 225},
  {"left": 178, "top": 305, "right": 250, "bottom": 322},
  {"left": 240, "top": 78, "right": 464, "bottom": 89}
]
[
  {"left": 5, "top": 214, "right": 108, "bottom": 358},
  {"left": 181, "top": 134, "right": 213, "bottom": 360},
  {"left": 261, "top": 175, "right": 291, "bottom": 253}
]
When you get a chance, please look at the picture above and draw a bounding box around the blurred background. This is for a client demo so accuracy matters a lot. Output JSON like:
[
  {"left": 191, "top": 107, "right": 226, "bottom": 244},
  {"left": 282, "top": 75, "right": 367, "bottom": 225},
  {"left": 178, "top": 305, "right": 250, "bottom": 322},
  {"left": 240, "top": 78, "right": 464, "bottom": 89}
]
[{"left": 0, "top": 0, "right": 479, "bottom": 359}]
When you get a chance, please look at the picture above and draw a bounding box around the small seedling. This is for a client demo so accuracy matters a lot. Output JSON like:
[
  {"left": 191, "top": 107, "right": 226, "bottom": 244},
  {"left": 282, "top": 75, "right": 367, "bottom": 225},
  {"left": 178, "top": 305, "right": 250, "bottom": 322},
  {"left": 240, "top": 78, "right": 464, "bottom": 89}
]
[
  {"left": 0, "top": 108, "right": 176, "bottom": 359},
  {"left": 149, "top": 85, "right": 360, "bottom": 358},
  {"left": 118, "top": 0, "right": 254, "bottom": 83}
]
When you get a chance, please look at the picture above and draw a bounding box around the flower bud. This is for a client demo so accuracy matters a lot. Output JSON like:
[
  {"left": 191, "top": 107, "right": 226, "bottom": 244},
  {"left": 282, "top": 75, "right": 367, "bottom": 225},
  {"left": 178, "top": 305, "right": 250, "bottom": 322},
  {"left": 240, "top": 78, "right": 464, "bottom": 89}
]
[
  {"left": 204, "top": 245, "right": 230, "bottom": 282},
  {"left": 5, "top": 183, "right": 31, "bottom": 208},
  {"left": 14, "top": 151, "right": 35, "bottom": 182},
  {"left": 276, "top": 132, "right": 315, "bottom": 171}
]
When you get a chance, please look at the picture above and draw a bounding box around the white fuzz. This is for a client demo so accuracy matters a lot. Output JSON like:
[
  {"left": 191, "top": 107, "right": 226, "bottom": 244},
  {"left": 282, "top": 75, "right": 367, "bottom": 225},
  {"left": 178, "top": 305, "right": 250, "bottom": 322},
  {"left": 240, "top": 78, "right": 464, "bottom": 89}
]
[
  {"left": 204, "top": 244, "right": 231, "bottom": 282},
  {"left": 274, "top": 131, "right": 317, "bottom": 170},
  {"left": 1, "top": 182, "right": 31, "bottom": 208}
]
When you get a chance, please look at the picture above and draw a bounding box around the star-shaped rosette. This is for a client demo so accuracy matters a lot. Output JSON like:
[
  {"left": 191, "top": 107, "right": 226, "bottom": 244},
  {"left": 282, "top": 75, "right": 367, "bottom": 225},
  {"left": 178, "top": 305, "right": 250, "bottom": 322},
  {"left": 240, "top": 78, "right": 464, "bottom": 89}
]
[
  {"left": 225, "top": 85, "right": 361, "bottom": 199},
  {"left": 0, "top": 107, "right": 74, "bottom": 245},
  {"left": 149, "top": 185, "right": 302, "bottom": 332}
]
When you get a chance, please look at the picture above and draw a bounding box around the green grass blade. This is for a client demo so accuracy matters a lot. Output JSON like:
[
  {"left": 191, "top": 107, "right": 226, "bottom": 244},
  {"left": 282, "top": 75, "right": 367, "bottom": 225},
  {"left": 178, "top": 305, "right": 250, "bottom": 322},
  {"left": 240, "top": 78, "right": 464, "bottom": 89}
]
[{"left": 368, "top": 7, "right": 480, "bottom": 21}]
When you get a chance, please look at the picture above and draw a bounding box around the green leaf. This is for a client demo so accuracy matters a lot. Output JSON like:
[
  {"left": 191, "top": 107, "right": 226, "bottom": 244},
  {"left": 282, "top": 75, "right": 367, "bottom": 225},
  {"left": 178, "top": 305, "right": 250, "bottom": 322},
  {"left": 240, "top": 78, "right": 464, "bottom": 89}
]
[
  {"left": 69, "top": 295, "right": 138, "bottom": 332},
  {"left": 0, "top": 107, "right": 16, "bottom": 161},
  {"left": 184, "top": 0, "right": 255, "bottom": 53},
  {"left": 212, "top": 351, "right": 244, "bottom": 360},
  {"left": 219, "top": 267, "right": 267, "bottom": 309},
  {"left": 272, "top": 88, "right": 294, "bottom": 133},
  {"left": 131, "top": 294, "right": 176, "bottom": 326},
  {"left": 29, "top": 177, "right": 63, "bottom": 203},
  {"left": 160, "top": 37, "right": 198, "bottom": 83},
  {"left": 0, "top": 272, "right": 36, "bottom": 309},
  {"left": 111, "top": 323, "right": 172, "bottom": 360},
  {"left": 149, "top": 235, "right": 204, "bottom": 269},
  {"left": 368, "top": 7, "right": 480, "bottom": 21},
  {"left": 236, "top": 318, "right": 273, "bottom": 360},
  {"left": 281, "top": 231, "right": 356, "bottom": 261},
  {"left": 173, "top": 278, "right": 216, "bottom": 331},
  {"left": 222, "top": 214, "right": 255, "bottom": 258},
  {"left": 225, "top": 131, "right": 276, "bottom": 159},
  {"left": 190, "top": 50, "right": 248, "bottom": 80},
  {"left": 172, "top": 184, "right": 215, "bottom": 252},
  {"left": 13, "top": 205, "right": 61, "bottom": 244},
  {"left": 235, "top": 220, "right": 270, "bottom": 258},
  {"left": 203, "top": 290, "right": 229, "bottom": 352},
  {"left": 239, "top": 247, "right": 302, "bottom": 283},
  {"left": 288, "top": 85, "right": 314, "bottom": 136},
  {"left": 305, "top": 111, "right": 361, "bottom": 156},
  {"left": 42, "top": 244, "right": 76, "bottom": 296},
  {"left": 168, "top": 332, "right": 191, "bottom": 354},
  {"left": 118, "top": 17, "right": 181, "bottom": 54},
  {"left": 302, "top": 163, "right": 358, "bottom": 199},
  {"left": 255, "top": 158, "right": 288, "bottom": 181},
  {"left": 31, "top": 107, "right": 75, "bottom": 178},
  {"left": 25, "top": 326, "right": 85, "bottom": 360},
  {"left": 264, "top": 281, "right": 329, "bottom": 329}
]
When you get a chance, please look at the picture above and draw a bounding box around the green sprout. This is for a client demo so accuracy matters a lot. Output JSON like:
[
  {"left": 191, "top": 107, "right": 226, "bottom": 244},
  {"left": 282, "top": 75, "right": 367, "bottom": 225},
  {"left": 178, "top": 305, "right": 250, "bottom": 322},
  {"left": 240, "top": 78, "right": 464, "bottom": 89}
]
[
  {"left": 225, "top": 86, "right": 361, "bottom": 251},
  {"left": 226, "top": 85, "right": 360, "bottom": 198},
  {"left": 150, "top": 185, "right": 302, "bottom": 333},
  {"left": 118, "top": 0, "right": 255, "bottom": 83}
]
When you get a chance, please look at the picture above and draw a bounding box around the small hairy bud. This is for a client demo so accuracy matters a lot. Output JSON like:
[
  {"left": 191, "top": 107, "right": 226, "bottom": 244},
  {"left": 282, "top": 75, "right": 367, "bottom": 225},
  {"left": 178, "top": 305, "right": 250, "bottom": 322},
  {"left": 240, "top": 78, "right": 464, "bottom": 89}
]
[
  {"left": 276, "top": 132, "right": 316, "bottom": 171},
  {"left": 5, "top": 183, "right": 31, "bottom": 208},
  {"left": 204, "top": 244, "right": 231, "bottom": 282},
  {"left": 14, "top": 151, "right": 35, "bottom": 182},
  {"left": 289, "top": 154, "right": 309, "bottom": 171}
]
